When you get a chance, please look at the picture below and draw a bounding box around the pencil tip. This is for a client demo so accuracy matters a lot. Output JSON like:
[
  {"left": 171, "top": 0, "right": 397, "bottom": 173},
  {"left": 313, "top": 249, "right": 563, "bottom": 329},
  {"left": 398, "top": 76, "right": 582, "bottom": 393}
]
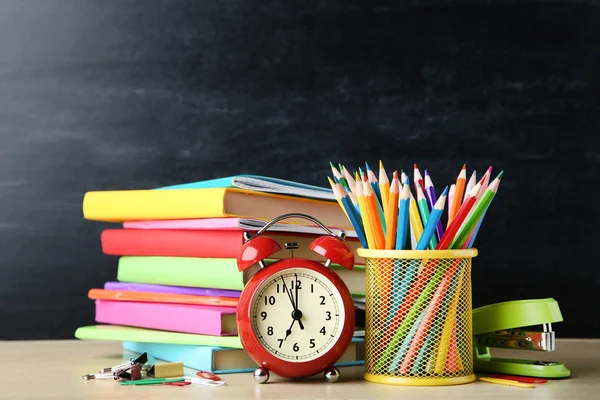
[
  {"left": 441, "top": 186, "right": 449, "bottom": 196},
  {"left": 404, "top": 177, "right": 409, "bottom": 185},
  {"left": 414, "top": 163, "right": 418, "bottom": 170},
  {"left": 424, "top": 169, "right": 429, "bottom": 176},
  {"left": 365, "top": 161, "right": 371, "bottom": 171},
  {"left": 329, "top": 161, "right": 336, "bottom": 170},
  {"left": 497, "top": 170, "right": 504, "bottom": 179},
  {"left": 393, "top": 170, "right": 398, "bottom": 179},
  {"left": 462, "top": 163, "right": 466, "bottom": 169}
]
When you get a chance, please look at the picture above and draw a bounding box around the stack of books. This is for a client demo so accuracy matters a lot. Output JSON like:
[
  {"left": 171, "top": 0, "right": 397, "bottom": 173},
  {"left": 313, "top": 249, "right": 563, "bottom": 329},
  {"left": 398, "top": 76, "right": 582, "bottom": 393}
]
[{"left": 75, "top": 175, "right": 366, "bottom": 374}]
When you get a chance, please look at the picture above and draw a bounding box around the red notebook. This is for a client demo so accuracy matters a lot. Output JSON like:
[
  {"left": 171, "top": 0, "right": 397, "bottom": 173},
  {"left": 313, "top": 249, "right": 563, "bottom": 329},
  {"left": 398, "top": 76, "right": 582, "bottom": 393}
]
[{"left": 101, "top": 229, "right": 365, "bottom": 264}]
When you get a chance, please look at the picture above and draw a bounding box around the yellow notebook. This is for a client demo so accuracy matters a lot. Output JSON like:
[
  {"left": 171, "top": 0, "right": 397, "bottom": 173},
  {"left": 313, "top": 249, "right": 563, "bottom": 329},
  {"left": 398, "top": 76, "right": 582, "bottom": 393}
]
[{"left": 83, "top": 188, "right": 351, "bottom": 229}]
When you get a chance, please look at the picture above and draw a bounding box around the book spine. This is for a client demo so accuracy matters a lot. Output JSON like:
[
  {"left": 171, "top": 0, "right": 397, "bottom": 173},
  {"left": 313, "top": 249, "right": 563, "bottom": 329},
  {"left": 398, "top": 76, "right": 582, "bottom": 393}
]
[
  {"left": 95, "top": 300, "right": 236, "bottom": 336},
  {"left": 116, "top": 257, "right": 245, "bottom": 291},
  {"left": 101, "top": 229, "right": 242, "bottom": 258}
]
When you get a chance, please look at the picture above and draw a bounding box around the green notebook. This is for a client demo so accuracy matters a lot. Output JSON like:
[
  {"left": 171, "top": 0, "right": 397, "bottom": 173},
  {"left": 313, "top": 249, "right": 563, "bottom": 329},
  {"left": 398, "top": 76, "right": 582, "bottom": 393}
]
[
  {"left": 116, "top": 256, "right": 366, "bottom": 296},
  {"left": 75, "top": 325, "right": 243, "bottom": 348}
]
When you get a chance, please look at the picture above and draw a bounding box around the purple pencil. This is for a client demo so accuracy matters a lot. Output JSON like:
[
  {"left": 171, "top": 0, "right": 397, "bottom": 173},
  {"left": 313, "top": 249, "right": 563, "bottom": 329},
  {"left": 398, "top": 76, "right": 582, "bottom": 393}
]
[{"left": 424, "top": 170, "right": 445, "bottom": 241}]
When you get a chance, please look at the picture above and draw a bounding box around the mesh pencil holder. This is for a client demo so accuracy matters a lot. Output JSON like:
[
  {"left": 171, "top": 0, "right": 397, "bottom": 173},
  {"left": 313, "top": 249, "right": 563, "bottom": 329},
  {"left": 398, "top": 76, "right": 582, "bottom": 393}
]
[{"left": 357, "top": 248, "right": 477, "bottom": 386}]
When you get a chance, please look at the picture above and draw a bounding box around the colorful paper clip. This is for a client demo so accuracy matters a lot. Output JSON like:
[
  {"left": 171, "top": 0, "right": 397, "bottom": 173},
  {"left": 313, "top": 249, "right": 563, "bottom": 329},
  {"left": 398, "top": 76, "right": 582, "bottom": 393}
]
[
  {"left": 184, "top": 376, "right": 226, "bottom": 387},
  {"left": 196, "top": 370, "right": 221, "bottom": 381}
]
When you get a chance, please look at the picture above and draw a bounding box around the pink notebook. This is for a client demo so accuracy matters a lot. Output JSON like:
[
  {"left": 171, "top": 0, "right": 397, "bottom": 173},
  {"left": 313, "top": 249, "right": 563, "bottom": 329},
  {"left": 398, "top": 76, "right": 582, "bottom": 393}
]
[
  {"left": 94, "top": 300, "right": 238, "bottom": 336},
  {"left": 123, "top": 217, "right": 357, "bottom": 237}
]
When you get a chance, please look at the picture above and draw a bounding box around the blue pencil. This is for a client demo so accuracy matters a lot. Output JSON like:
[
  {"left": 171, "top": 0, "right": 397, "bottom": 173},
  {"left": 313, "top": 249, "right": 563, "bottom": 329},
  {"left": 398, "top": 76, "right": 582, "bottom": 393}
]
[
  {"left": 365, "top": 162, "right": 382, "bottom": 203},
  {"left": 394, "top": 183, "right": 411, "bottom": 250},
  {"left": 424, "top": 170, "right": 445, "bottom": 241},
  {"left": 330, "top": 180, "right": 368, "bottom": 248},
  {"left": 415, "top": 187, "right": 448, "bottom": 250}
]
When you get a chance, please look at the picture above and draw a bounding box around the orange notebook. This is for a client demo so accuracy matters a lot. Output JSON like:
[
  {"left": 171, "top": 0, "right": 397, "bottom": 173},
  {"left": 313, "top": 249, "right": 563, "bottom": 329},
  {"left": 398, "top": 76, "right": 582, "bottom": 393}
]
[
  {"left": 88, "top": 289, "right": 239, "bottom": 308},
  {"left": 82, "top": 187, "right": 349, "bottom": 229}
]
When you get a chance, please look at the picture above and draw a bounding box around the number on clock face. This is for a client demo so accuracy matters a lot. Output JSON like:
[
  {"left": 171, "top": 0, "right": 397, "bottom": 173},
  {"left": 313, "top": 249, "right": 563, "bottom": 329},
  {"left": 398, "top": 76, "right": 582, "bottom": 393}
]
[{"left": 251, "top": 268, "right": 345, "bottom": 362}]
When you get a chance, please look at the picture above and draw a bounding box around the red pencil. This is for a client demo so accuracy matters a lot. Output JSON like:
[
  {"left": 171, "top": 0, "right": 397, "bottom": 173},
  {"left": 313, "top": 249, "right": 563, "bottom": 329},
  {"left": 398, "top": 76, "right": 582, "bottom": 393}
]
[
  {"left": 437, "top": 182, "right": 481, "bottom": 250},
  {"left": 413, "top": 163, "right": 425, "bottom": 195}
]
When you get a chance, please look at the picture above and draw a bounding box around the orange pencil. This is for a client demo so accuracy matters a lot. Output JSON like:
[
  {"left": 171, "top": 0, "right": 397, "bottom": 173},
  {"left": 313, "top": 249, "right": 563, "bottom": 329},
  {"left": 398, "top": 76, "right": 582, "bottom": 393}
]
[
  {"left": 448, "top": 164, "right": 467, "bottom": 225},
  {"left": 384, "top": 171, "right": 400, "bottom": 249},
  {"left": 363, "top": 179, "right": 385, "bottom": 249}
]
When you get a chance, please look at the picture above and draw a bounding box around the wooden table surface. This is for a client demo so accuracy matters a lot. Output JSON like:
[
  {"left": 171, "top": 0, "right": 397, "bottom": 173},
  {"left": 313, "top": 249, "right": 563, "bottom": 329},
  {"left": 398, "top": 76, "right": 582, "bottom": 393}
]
[{"left": 1, "top": 339, "right": 598, "bottom": 399}]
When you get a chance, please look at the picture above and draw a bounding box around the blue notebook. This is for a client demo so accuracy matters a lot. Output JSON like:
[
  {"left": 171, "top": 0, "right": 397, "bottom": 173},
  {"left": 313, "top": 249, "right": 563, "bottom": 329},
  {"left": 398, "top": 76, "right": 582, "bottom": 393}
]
[
  {"left": 123, "top": 337, "right": 365, "bottom": 374},
  {"left": 158, "top": 175, "right": 335, "bottom": 201}
]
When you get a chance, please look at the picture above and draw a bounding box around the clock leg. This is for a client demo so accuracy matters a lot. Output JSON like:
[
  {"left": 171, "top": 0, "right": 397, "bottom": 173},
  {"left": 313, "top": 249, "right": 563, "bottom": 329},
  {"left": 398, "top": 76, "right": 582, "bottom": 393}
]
[
  {"left": 253, "top": 367, "right": 270, "bottom": 384},
  {"left": 324, "top": 367, "right": 340, "bottom": 383}
]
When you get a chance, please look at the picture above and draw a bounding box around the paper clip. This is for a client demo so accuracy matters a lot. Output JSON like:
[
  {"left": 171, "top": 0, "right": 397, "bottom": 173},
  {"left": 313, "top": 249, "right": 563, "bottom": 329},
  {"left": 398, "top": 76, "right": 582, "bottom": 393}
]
[
  {"left": 99, "top": 352, "right": 148, "bottom": 373},
  {"left": 196, "top": 370, "right": 221, "bottom": 381},
  {"left": 162, "top": 381, "right": 192, "bottom": 386},
  {"left": 184, "top": 376, "right": 226, "bottom": 387}
]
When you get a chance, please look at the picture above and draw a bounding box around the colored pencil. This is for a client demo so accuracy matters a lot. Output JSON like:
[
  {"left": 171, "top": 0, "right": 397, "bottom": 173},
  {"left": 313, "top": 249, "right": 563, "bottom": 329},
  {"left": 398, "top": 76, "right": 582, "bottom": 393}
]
[
  {"left": 401, "top": 170, "right": 407, "bottom": 185},
  {"left": 480, "top": 166, "right": 492, "bottom": 193},
  {"left": 434, "top": 266, "right": 465, "bottom": 373},
  {"left": 479, "top": 377, "right": 534, "bottom": 389},
  {"left": 448, "top": 164, "right": 467, "bottom": 224},
  {"left": 447, "top": 184, "right": 456, "bottom": 227},
  {"left": 416, "top": 185, "right": 438, "bottom": 249},
  {"left": 415, "top": 187, "right": 447, "bottom": 250},
  {"left": 395, "top": 183, "right": 410, "bottom": 250},
  {"left": 363, "top": 178, "right": 385, "bottom": 249},
  {"left": 464, "top": 170, "right": 477, "bottom": 202},
  {"left": 450, "top": 172, "right": 503, "bottom": 249},
  {"left": 327, "top": 176, "right": 350, "bottom": 220},
  {"left": 413, "top": 163, "right": 425, "bottom": 195},
  {"left": 384, "top": 171, "right": 400, "bottom": 249},
  {"left": 330, "top": 163, "right": 359, "bottom": 213},
  {"left": 365, "top": 165, "right": 386, "bottom": 233},
  {"left": 408, "top": 191, "right": 424, "bottom": 247},
  {"left": 365, "top": 162, "right": 382, "bottom": 202},
  {"left": 341, "top": 165, "right": 357, "bottom": 194},
  {"left": 379, "top": 161, "right": 390, "bottom": 216},
  {"left": 424, "top": 170, "right": 444, "bottom": 241},
  {"left": 329, "top": 178, "right": 368, "bottom": 248},
  {"left": 329, "top": 162, "right": 349, "bottom": 192},
  {"left": 437, "top": 182, "right": 481, "bottom": 250},
  {"left": 355, "top": 177, "right": 376, "bottom": 250}
]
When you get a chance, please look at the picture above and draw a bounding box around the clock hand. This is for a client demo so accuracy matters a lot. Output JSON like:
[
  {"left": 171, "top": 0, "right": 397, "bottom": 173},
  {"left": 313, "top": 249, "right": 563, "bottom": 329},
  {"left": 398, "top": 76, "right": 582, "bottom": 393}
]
[
  {"left": 284, "top": 319, "right": 296, "bottom": 341},
  {"left": 281, "top": 276, "right": 296, "bottom": 310},
  {"left": 294, "top": 273, "right": 299, "bottom": 310},
  {"left": 294, "top": 273, "right": 304, "bottom": 330}
]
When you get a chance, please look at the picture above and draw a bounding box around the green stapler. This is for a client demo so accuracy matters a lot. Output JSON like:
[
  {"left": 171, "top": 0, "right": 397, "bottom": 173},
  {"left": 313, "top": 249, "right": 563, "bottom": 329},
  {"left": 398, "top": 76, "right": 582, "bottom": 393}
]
[{"left": 473, "top": 298, "right": 571, "bottom": 378}]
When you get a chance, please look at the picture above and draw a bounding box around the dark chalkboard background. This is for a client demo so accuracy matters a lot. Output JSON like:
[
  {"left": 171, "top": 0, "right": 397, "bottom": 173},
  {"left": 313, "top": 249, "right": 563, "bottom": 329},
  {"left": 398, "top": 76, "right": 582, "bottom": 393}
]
[{"left": 0, "top": 0, "right": 598, "bottom": 340}]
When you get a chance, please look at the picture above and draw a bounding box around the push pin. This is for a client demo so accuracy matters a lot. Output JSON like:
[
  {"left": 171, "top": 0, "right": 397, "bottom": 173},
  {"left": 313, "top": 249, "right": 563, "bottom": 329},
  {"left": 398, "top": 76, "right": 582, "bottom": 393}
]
[{"left": 99, "top": 352, "right": 148, "bottom": 373}]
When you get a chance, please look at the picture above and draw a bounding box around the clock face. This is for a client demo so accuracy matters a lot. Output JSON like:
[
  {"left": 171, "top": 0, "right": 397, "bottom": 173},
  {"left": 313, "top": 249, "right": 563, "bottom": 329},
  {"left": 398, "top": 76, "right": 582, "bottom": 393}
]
[{"left": 250, "top": 267, "right": 345, "bottom": 362}]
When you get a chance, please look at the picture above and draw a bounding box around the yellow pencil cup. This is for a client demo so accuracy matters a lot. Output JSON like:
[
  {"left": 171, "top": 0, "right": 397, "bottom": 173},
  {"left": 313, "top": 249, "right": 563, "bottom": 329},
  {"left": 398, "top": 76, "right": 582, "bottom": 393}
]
[{"left": 357, "top": 248, "right": 477, "bottom": 386}]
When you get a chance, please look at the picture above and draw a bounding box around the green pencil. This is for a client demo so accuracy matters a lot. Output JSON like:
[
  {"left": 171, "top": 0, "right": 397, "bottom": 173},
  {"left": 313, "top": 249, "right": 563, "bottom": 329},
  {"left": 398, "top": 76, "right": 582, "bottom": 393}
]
[
  {"left": 416, "top": 185, "right": 437, "bottom": 249},
  {"left": 450, "top": 171, "right": 503, "bottom": 249}
]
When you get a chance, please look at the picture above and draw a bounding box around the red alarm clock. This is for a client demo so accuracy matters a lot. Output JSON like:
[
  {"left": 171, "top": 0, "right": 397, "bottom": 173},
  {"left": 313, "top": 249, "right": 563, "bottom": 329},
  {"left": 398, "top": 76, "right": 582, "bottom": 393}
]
[{"left": 236, "top": 213, "right": 355, "bottom": 384}]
